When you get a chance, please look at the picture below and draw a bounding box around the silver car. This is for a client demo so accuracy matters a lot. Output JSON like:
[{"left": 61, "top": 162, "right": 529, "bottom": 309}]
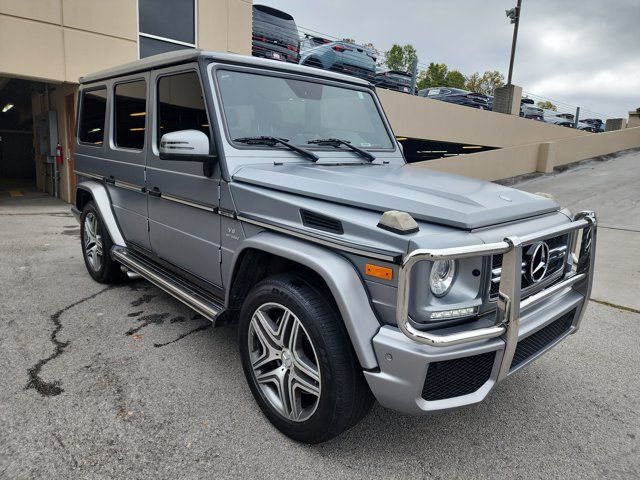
[{"left": 72, "top": 50, "right": 597, "bottom": 443}]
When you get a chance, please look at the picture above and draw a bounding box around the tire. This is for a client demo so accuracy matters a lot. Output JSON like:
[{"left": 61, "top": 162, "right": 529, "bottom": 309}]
[
  {"left": 238, "top": 273, "right": 373, "bottom": 443},
  {"left": 80, "top": 201, "right": 123, "bottom": 283}
]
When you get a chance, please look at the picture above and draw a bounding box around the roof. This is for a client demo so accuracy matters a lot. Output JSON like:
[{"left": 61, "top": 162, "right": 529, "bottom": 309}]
[{"left": 79, "top": 49, "right": 372, "bottom": 87}]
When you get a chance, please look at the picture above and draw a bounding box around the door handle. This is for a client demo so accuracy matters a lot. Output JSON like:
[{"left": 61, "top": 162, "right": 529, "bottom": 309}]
[{"left": 148, "top": 187, "right": 161, "bottom": 198}]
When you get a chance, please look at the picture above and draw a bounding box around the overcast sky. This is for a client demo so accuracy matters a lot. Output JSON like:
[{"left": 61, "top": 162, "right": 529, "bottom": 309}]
[{"left": 261, "top": 0, "right": 639, "bottom": 119}]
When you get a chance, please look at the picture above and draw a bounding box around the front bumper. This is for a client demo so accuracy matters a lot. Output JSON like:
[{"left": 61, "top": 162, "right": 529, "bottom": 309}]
[{"left": 364, "top": 211, "right": 596, "bottom": 415}]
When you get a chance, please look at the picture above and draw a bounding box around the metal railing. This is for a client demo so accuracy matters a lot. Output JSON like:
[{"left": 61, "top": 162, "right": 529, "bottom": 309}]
[{"left": 395, "top": 211, "right": 597, "bottom": 382}]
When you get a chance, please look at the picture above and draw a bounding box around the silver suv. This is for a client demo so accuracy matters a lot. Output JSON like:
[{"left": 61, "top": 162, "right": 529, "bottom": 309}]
[{"left": 72, "top": 50, "right": 597, "bottom": 444}]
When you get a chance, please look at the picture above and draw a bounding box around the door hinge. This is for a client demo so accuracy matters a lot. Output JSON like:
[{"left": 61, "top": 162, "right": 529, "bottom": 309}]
[
  {"left": 218, "top": 248, "right": 222, "bottom": 264},
  {"left": 217, "top": 184, "right": 221, "bottom": 201},
  {"left": 146, "top": 218, "right": 150, "bottom": 232}
]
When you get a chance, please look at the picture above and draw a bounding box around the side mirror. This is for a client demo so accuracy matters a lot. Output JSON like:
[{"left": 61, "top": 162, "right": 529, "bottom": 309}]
[{"left": 159, "top": 129, "right": 213, "bottom": 161}]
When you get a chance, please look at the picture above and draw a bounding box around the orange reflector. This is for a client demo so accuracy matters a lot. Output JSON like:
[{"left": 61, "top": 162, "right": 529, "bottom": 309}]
[{"left": 365, "top": 263, "right": 393, "bottom": 281}]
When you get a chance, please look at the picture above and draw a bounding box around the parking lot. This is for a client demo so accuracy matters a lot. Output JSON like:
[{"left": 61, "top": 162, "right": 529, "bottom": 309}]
[{"left": 1, "top": 151, "right": 639, "bottom": 479}]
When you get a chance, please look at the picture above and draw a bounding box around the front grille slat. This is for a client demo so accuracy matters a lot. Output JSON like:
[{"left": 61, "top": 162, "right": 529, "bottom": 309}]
[
  {"left": 421, "top": 351, "right": 496, "bottom": 401},
  {"left": 510, "top": 308, "right": 576, "bottom": 369},
  {"left": 490, "top": 233, "right": 569, "bottom": 300}
]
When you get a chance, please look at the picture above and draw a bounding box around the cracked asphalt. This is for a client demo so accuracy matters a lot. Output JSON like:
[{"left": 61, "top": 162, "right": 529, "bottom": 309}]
[{"left": 1, "top": 152, "right": 639, "bottom": 479}]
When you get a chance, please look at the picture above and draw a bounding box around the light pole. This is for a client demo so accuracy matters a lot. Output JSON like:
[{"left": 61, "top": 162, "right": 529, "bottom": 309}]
[{"left": 506, "top": 0, "right": 522, "bottom": 85}]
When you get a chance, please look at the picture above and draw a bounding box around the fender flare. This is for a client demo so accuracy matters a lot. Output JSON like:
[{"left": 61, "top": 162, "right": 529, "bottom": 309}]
[
  {"left": 228, "top": 231, "right": 380, "bottom": 369},
  {"left": 75, "top": 180, "right": 126, "bottom": 247}
]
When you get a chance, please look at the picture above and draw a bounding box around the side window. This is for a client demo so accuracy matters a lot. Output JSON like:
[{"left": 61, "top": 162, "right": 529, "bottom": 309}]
[
  {"left": 114, "top": 80, "right": 147, "bottom": 150},
  {"left": 78, "top": 87, "right": 107, "bottom": 145},
  {"left": 157, "top": 71, "right": 210, "bottom": 148}
]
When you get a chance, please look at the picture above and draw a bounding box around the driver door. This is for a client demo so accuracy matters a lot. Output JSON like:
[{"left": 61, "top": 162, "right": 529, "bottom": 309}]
[{"left": 145, "top": 65, "right": 222, "bottom": 287}]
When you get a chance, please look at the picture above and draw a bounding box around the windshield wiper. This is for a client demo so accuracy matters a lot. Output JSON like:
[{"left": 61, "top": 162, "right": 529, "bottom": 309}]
[
  {"left": 307, "top": 138, "right": 376, "bottom": 162},
  {"left": 234, "top": 136, "right": 319, "bottom": 162}
]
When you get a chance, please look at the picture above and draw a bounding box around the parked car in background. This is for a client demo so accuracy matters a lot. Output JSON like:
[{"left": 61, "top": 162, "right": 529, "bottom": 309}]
[
  {"left": 418, "top": 87, "right": 489, "bottom": 109},
  {"left": 576, "top": 121, "right": 598, "bottom": 133},
  {"left": 543, "top": 112, "right": 575, "bottom": 128},
  {"left": 543, "top": 112, "right": 595, "bottom": 132},
  {"left": 520, "top": 98, "right": 544, "bottom": 120},
  {"left": 300, "top": 35, "right": 377, "bottom": 81},
  {"left": 374, "top": 69, "right": 415, "bottom": 94},
  {"left": 252, "top": 5, "right": 300, "bottom": 63},
  {"left": 581, "top": 118, "right": 604, "bottom": 132}
]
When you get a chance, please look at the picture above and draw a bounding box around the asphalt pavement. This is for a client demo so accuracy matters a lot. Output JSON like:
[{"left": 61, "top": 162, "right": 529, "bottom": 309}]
[{"left": 1, "top": 151, "right": 638, "bottom": 479}]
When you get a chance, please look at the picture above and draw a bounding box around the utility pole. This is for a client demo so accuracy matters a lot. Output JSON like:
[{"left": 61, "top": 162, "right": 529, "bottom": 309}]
[
  {"left": 506, "top": 0, "right": 522, "bottom": 85},
  {"left": 410, "top": 58, "right": 418, "bottom": 95}
]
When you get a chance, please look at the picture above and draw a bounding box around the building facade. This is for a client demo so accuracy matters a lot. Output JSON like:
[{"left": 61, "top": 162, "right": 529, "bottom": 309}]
[{"left": 0, "top": 0, "right": 251, "bottom": 202}]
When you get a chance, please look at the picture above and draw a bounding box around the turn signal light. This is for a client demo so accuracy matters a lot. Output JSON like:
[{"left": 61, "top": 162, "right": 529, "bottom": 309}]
[{"left": 365, "top": 263, "right": 393, "bottom": 281}]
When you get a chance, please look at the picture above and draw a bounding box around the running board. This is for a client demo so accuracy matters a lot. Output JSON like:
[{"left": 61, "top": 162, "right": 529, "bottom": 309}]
[{"left": 112, "top": 246, "right": 225, "bottom": 323}]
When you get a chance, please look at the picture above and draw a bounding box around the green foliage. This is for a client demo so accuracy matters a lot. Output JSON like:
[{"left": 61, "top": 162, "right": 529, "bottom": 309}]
[
  {"left": 384, "top": 44, "right": 418, "bottom": 72},
  {"left": 537, "top": 100, "right": 557, "bottom": 111},
  {"left": 416, "top": 63, "right": 466, "bottom": 90},
  {"left": 464, "top": 70, "right": 505, "bottom": 95},
  {"left": 445, "top": 70, "right": 466, "bottom": 89}
]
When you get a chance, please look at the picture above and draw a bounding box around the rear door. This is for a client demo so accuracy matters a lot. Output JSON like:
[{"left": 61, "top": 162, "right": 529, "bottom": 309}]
[
  {"left": 105, "top": 74, "right": 151, "bottom": 250},
  {"left": 145, "top": 64, "right": 222, "bottom": 287}
]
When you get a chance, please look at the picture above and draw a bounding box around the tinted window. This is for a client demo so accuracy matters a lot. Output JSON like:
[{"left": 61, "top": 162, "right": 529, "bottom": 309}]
[
  {"left": 114, "top": 81, "right": 147, "bottom": 150},
  {"left": 139, "top": 36, "right": 192, "bottom": 58},
  {"left": 157, "top": 72, "right": 209, "bottom": 147},
  {"left": 139, "top": 0, "right": 195, "bottom": 44},
  {"left": 78, "top": 88, "right": 107, "bottom": 145}
]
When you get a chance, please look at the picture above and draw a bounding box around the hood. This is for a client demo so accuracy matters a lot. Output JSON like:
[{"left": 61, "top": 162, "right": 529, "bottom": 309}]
[{"left": 232, "top": 163, "right": 559, "bottom": 230}]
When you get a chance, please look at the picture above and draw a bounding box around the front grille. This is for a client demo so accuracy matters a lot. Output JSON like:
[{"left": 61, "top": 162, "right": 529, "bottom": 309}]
[
  {"left": 421, "top": 351, "right": 496, "bottom": 401},
  {"left": 510, "top": 308, "right": 576, "bottom": 370},
  {"left": 490, "top": 233, "right": 570, "bottom": 300}
]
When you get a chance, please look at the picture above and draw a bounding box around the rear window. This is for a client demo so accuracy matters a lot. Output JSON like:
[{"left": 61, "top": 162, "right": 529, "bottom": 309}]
[
  {"left": 78, "top": 87, "right": 107, "bottom": 145},
  {"left": 114, "top": 80, "right": 147, "bottom": 150}
]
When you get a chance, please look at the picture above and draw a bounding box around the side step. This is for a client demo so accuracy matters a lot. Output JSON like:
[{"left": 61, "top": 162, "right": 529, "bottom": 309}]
[{"left": 112, "top": 246, "right": 225, "bottom": 323}]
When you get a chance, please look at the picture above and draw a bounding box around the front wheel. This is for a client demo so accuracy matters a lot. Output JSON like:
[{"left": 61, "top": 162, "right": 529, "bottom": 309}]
[{"left": 238, "top": 273, "right": 373, "bottom": 443}]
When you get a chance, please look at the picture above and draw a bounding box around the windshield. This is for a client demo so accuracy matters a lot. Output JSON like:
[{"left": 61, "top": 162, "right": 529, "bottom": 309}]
[{"left": 215, "top": 69, "right": 394, "bottom": 150}]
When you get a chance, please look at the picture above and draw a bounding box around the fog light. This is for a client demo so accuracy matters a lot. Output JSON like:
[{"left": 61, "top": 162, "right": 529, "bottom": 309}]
[{"left": 429, "top": 307, "right": 477, "bottom": 320}]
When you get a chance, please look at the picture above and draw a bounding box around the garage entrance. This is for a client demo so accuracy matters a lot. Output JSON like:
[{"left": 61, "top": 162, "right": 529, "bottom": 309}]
[
  {"left": 0, "top": 77, "right": 39, "bottom": 196},
  {"left": 0, "top": 77, "right": 78, "bottom": 202}
]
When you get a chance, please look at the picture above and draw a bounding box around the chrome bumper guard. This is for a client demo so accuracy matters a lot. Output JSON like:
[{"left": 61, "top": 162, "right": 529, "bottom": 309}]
[{"left": 396, "top": 211, "right": 597, "bottom": 382}]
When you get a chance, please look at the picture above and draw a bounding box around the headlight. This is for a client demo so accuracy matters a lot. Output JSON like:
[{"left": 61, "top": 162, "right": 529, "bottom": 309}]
[{"left": 429, "top": 260, "right": 456, "bottom": 297}]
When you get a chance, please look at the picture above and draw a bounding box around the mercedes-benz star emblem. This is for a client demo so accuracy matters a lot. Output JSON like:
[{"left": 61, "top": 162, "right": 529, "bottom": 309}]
[{"left": 526, "top": 241, "right": 550, "bottom": 283}]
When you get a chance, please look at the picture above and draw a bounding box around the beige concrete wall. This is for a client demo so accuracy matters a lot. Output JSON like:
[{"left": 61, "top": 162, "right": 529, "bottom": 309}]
[
  {"left": 379, "top": 89, "right": 587, "bottom": 148},
  {"left": 411, "top": 126, "right": 640, "bottom": 181},
  {"left": 1, "top": 0, "right": 251, "bottom": 83},
  {"left": 62, "top": 0, "right": 137, "bottom": 41},
  {"left": 0, "top": 1, "right": 138, "bottom": 83},
  {"left": 0, "top": 0, "right": 61, "bottom": 24},
  {"left": 198, "top": 0, "right": 251, "bottom": 54},
  {"left": 0, "top": 15, "right": 65, "bottom": 82}
]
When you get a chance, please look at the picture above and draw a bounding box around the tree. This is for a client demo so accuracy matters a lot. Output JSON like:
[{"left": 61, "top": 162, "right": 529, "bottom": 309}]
[
  {"left": 464, "top": 70, "right": 505, "bottom": 95},
  {"left": 445, "top": 70, "right": 466, "bottom": 89},
  {"left": 537, "top": 100, "right": 557, "bottom": 111},
  {"left": 384, "top": 44, "right": 418, "bottom": 72},
  {"left": 416, "top": 62, "right": 448, "bottom": 89}
]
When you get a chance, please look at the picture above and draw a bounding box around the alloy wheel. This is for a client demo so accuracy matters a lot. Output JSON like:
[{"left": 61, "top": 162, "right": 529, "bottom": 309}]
[
  {"left": 248, "top": 302, "right": 321, "bottom": 422},
  {"left": 83, "top": 212, "right": 103, "bottom": 272}
]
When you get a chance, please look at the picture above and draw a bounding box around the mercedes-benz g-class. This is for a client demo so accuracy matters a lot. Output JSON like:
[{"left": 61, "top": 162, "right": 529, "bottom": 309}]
[{"left": 72, "top": 50, "right": 596, "bottom": 444}]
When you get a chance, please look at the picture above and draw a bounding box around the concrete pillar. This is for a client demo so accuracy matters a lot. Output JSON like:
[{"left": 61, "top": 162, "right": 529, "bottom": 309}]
[
  {"left": 537, "top": 142, "right": 556, "bottom": 173},
  {"left": 628, "top": 111, "right": 640, "bottom": 128},
  {"left": 605, "top": 118, "right": 625, "bottom": 131},
  {"left": 492, "top": 84, "right": 522, "bottom": 115}
]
